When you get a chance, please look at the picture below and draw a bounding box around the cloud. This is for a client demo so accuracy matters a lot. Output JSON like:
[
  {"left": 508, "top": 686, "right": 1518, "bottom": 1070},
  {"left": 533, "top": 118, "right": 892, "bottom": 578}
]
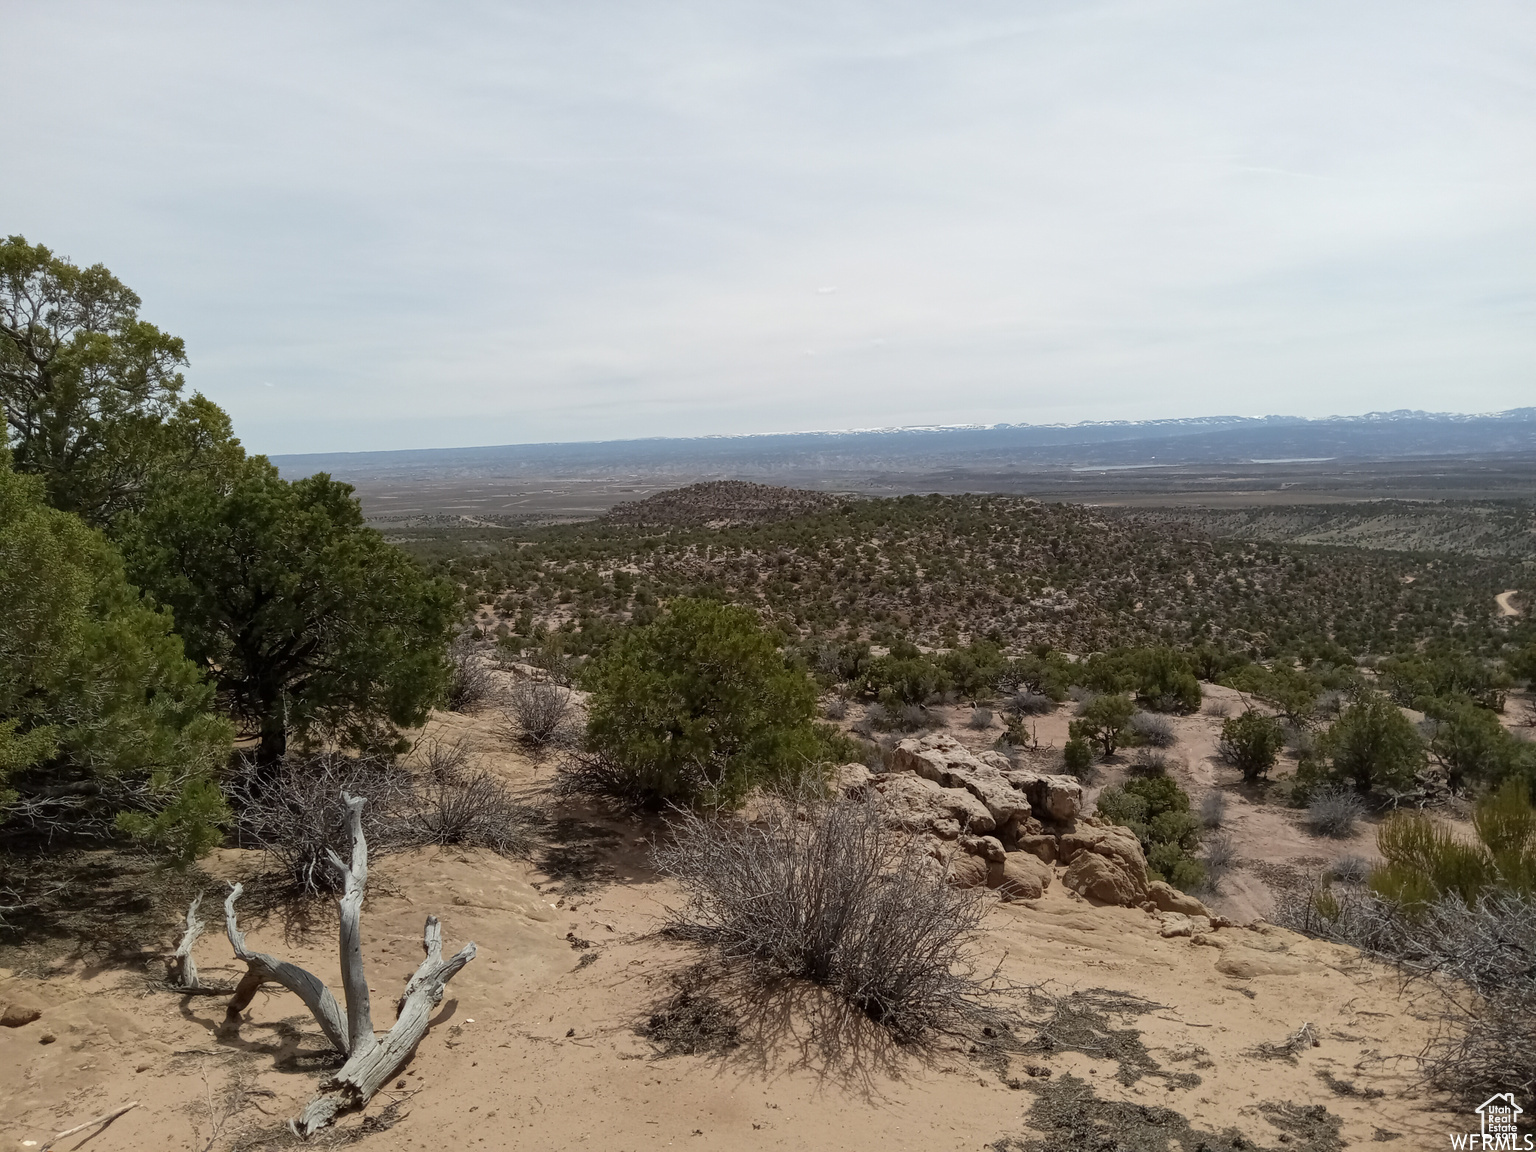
[{"left": 5, "top": 1, "right": 1534, "bottom": 453}]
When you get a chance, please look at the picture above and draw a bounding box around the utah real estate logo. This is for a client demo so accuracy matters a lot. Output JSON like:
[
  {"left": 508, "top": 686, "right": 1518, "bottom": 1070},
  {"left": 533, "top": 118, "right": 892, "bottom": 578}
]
[{"left": 1450, "top": 1094, "right": 1530, "bottom": 1149}]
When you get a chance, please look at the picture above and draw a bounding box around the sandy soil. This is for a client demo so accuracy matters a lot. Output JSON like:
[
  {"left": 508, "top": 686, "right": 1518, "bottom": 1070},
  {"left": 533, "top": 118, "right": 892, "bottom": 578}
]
[
  {"left": 0, "top": 698, "right": 1486, "bottom": 1151},
  {"left": 1496, "top": 589, "right": 1523, "bottom": 617}
]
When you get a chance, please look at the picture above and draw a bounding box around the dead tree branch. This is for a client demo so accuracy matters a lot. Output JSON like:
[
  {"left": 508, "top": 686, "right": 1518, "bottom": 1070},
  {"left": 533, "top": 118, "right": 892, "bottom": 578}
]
[{"left": 165, "top": 789, "right": 476, "bottom": 1137}]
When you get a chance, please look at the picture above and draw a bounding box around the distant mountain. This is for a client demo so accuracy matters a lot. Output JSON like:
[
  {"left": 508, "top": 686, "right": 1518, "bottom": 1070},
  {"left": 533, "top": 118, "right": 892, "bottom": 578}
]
[{"left": 273, "top": 408, "right": 1536, "bottom": 484}]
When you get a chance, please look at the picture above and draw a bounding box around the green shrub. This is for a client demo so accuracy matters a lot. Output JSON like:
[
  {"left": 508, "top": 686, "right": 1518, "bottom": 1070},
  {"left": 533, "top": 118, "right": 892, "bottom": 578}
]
[
  {"left": 579, "top": 598, "right": 823, "bottom": 807},
  {"left": 1068, "top": 693, "right": 1136, "bottom": 758},
  {"left": 1062, "top": 737, "right": 1093, "bottom": 778},
  {"left": 1077, "top": 647, "right": 1200, "bottom": 713},
  {"left": 1317, "top": 691, "right": 1425, "bottom": 794},
  {"left": 1370, "top": 781, "right": 1536, "bottom": 906},
  {"left": 0, "top": 444, "right": 232, "bottom": 860},
  {"left": 1095, "top": 775, "right": 1204, "bottom": 888},
  {"left": 1378, "top": 649, "right": 1509, "bottom": 712},
  {"left": 1224, "top": 662, "right": 1322, "bottom": 725},
  {"left": 1423, "top": 696, "right": 1534, "bottom": 794},
  {"left": 1217, "top": 710, "right": 1286, "bottom": 782}
]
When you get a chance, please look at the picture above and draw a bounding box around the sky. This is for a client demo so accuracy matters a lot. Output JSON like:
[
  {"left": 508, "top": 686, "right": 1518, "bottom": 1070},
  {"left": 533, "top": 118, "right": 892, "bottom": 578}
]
[{"left": 6, "top": 2, "right": 1535, "bottom": 455}]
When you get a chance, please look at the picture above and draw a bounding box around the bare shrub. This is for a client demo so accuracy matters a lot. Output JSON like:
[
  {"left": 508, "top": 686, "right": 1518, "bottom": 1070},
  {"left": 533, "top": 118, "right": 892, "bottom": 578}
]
[
  {"left": 231, "top": 752, "right": 415, "bottom": 896},
  {"left": 411, "top": 741, "right": 527, "bottom": 854},
  {"left": 967, "top": 707, "right": 994, "bottom": 730},
  {"left": 502, "top": 679, "right": 574, "bottom": 748},
  {"left": 860, "top": 702, "right": 892, "bottom": 733},
  {"left": 1203, "top": 831, "right": 1237, "bottom": 887},
  {"left": 1329, "top": 853, "right": 1371, "bottom": 885},
  {"left": 1129, "top": 711, "right": 1177, "bottom": 748},
  {"left": 1285, "top": 723, "right": 1317, "bottom": 759},
  {"left": 1276, "top": 884, "right": 1536, "bottom": 1110},
  {"left": 824, "top": 696, "right": 849, "bottom": 721},
  {"left": 1200, "top": 790, "right": 1228, "bottom": 829},
  {"left": 1129, "top": 749, "right": 1170, "bottom": 777},
  {"left": 1069, "top": 686, "right": 1099, "bottom": 707},
  {"left": 1005, "top": 691, "right": 1056, "bottom": 716},
  {"left": 654, "top": 791, "right": 989, "bottom": 1041},
  {"left": 445, "top": 633, "right": 496, "bottom": 713},
  {"left": 898, "top": 703, "right": 929, "bottom": 731},
  {"left": 1306, "top": 786, "right": 1365, "bottom": 838},
  {"left": 1204, "top": 697, "right": 1232, "bottom": 718}
]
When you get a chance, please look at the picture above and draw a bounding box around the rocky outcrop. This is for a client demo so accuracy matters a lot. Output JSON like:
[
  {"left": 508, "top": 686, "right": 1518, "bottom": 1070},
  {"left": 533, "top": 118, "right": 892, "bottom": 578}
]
[
  {"left": 993, "top": 853, "right": 1052, "bottom": 901},
  {"left": 1002, "top": 768, "right": 1083, "bottom": 823},
  {"left": 1145, "top": 881, "right": 1211, "bottom": 918},
  {"left": 870, "top": 770, "right": 995, "bottom": 836},
  {"left": 1061, "top": 852, "right": 1143, "bottom": 905},
  {"left": 1058, "top": 821, "right": 1149, "bottom": 905},
  {"left": 888, "top": 734, "right": 1032, "bottom": 828}
]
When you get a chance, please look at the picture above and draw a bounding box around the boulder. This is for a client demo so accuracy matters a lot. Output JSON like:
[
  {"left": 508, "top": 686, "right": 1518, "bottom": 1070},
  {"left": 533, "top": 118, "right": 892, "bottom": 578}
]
[
  {"left": 959, "top": 834, "right": 1006, "bottom": 863},
  {"left": 993, "top": 853, "right": 1052, "bottom": 901},
  {"left": 889, "top": 735, "right": 1032, "bottom": 827},
  {"left": 1060, "top": 852, "right": 1144, "bottom": 906},
  {"left": 1003, "top": 769, "right": 1084, "bottom": 824},
  {"left": 872, "top": 772, "right": 994, "bottom": 836},
  {"left": 1146, "top": 881, "right": 1211, "bottom": 918},
  {"left": 832, "top": 762, "right": 873, "bottom": 793},
  {"left": 946, "top": 852, "right": 991, "bottom": 890},
  {"left": 1014, "top": 834, "right": 1058, "bottom": 865},
  {"left": 1, "top": 999, "right": 42, "bottom": 1028},
  {"left": 1058, "top": 825, "right": 1149, "bottom": 892}
]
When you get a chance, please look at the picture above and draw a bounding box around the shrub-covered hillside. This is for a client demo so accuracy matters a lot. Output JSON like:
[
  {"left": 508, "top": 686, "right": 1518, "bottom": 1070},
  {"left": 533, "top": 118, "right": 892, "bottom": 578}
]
[{"left": 394, "top": 484, "right": 1535, "bottom": 661}]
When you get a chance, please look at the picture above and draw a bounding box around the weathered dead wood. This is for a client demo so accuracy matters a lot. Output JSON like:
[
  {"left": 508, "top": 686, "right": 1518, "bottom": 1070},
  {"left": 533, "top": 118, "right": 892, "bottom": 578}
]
[
  {"left": 292, "top": 915, "right": 476, "bottom": 1136},
  {"left": 166, "top": 894, "right": 205, "bottom": 989},
  {"left": 222, "top": 882, "right": 350, "bottom": 1054},
  {"left": 161, "top": 789, "right": 475, "bottom": 1137},
  {"left": 39, "top": 1101, "right": 139, "bottom": 1151}
]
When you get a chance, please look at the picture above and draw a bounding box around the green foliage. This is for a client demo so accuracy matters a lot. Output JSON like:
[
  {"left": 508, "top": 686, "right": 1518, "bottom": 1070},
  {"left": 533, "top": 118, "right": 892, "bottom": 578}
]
[
  {"left": 999, "top": 651, "right": 1073, "bottom": 701},
  {"left": 1062, "top": 737, "right": 1093, "bottom": 777},
  {"left": 860, "top": 650, "right": 950, "bottom": 706},
  {"left": 119, "top": 458, "right": 458, "bottom": 764},
  {"left": 938, "top": 641, "right": 1008, "bottom": 699},
  {"left": 581, "top": 598, "right": 824, "bottom": 807},
  {"left": 1378, "top": 649, "right": 1510, "bottom": 712},
  {"left": 1217, "top": 709, "right": 1286, "bottom": 782},
  {"left": 1509, "top": 642, "right": 1536, "bottom": 688},
  {"left": 1095, "top": 776, "right": 1205, "bottom": 889},
  {"left": 0, "top": 442, "right": 231, "bottom": 858},
  {"left": 1370, "top": 782, "right": 1536, "bottom": 906},
  {"left": 1068, "top": 693, "right": 1137, "bottom": 758},
  {"left": 1225, "top": 662, "right": 1322, "bottom": 725},
  {"left": 0, "top": 236, "right": 244, "bottom": 525},
  {"left": 395, "top": 492, "right": 1530, "bottom": 668},
  {"left": 1076, "top": 647, "right": 1201, "bottom": 713},
  {"left": 1316, "top": 691, "right": 1426, "bottom": 794},
  {"left": 1423, "top": 696, "right": 1535, "bottom": 794}
]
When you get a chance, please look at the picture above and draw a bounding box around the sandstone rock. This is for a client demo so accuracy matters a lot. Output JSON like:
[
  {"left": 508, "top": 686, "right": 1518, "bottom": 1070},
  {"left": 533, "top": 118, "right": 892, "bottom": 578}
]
[
  {"left": 1156, "top": 912, "right": 1193, "bottom": 938},
  {"left": 1146, "top": 881, "right": 1211, "bottom": 918},
  {"left": 832, "top": 762, "right": 873, "bottom": 793},
  {"left": 993, "top": 853, "right": 1052, "bottom": 901},
  {"left": 1014, "top": 834, "right": 1058, "bottom": 865},
  {"left": 976, "top": 750, "right": 1013, "bottom": 771},
  {"left": 1, "top": 999, "right": 42, "bottom": 1028},
  {"left": 1058, "top": 826, "right": 1148, "bottom": 894},
  {"left": 1215, "top": 952, "right": 1306, "bottom": 978},
  {"left": 1003, "top": 769, "right": 1083, "bottom": 823},
  {"left": 872, "top": 772, "right": 994, "bottom": 835},
  {"left": 946, "top": 853, "right": 990, "bottom": 890},
  {"left": 1061, "top": 852, "right": 1143, "bottom": 905},
  {"left": 959, "top": 834, "right": 1006, "bottom": 863},
  {"left": 889, "top": 734, "right": 1031, "bottom": 826},
  {"left": 1191, "top": 932, "right": 1231, "bottom": 949}
]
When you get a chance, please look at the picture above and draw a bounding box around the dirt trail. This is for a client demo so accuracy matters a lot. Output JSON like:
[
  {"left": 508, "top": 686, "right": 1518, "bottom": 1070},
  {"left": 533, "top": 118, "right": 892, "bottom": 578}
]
[{"left": 1496, "top": 589, "right": 1522, "bottom": 617}]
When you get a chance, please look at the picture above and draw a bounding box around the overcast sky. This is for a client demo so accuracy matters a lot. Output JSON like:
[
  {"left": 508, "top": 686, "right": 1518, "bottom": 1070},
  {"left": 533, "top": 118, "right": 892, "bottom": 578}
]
[{"left": 7, "top": 2, "right": 1535, "bottom": 454}]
